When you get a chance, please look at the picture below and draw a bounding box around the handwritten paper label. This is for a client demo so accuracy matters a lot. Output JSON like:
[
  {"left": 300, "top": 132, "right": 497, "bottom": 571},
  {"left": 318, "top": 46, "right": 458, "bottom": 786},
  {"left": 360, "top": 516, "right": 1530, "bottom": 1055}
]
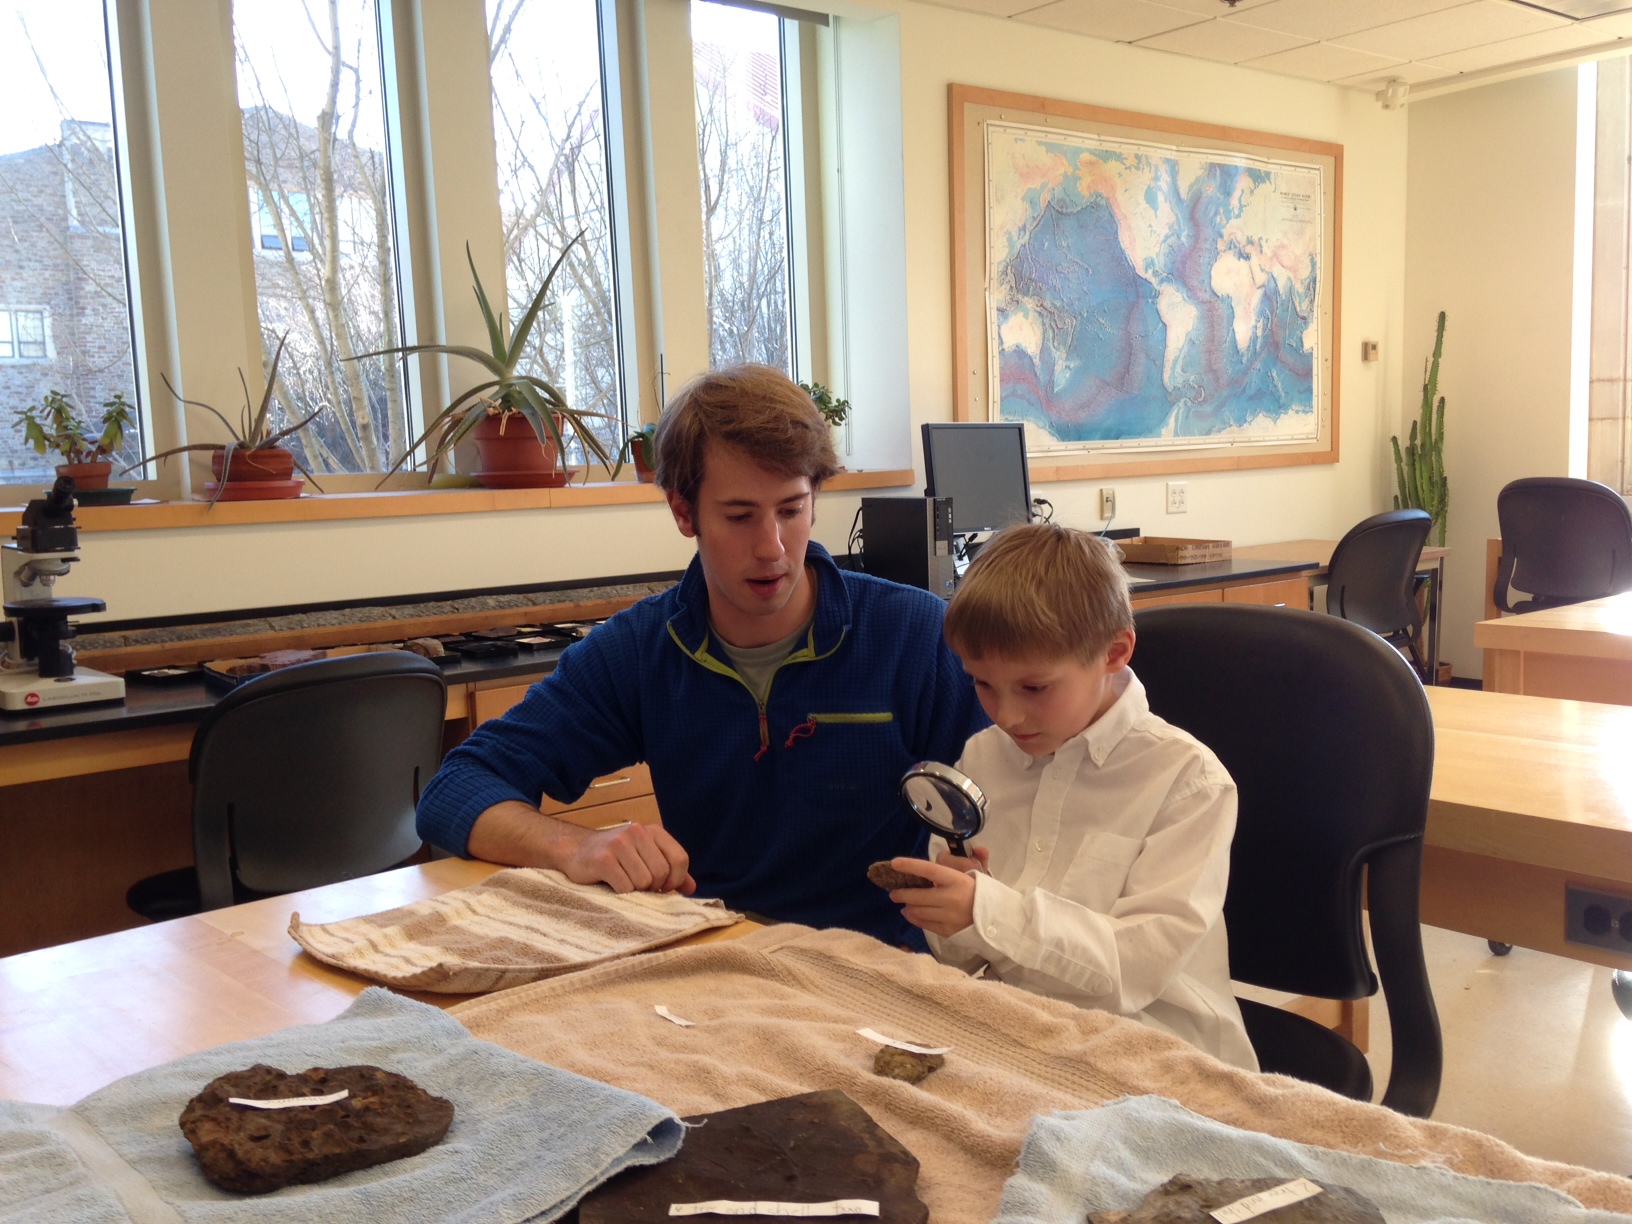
[
  {"left": 228, "top": 1089, "right": 350, "bottom": 1110},
  {"left": 655, "top": 1005, "right": 695, "bottom": 1027},
  {"left": 1210, "top": 1179, "right": 1324, "bottom": 1223},
  {"left": 856, "top": 1028, "right": 951, "bottom": 1056},
  {"left": 668, "top": 1201, "right": 880, "bottom": 1217}
]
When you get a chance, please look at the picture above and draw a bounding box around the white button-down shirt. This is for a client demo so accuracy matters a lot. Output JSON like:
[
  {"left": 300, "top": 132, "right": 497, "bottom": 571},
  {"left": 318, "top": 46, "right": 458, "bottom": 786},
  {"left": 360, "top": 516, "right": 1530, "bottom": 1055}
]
[{"left": 927, "top": 668, "right": 1258, "bottom": 1071}]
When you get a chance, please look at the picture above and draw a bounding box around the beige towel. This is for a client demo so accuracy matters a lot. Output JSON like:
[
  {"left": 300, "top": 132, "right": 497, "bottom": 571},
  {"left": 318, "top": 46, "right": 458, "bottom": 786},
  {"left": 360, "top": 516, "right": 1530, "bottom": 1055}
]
[
  {"left": 451, "top": 924, "right": 1632, "bottom": 1224},
  {"left": 288, "top": 867, "right": 740, "bottom": 992}
]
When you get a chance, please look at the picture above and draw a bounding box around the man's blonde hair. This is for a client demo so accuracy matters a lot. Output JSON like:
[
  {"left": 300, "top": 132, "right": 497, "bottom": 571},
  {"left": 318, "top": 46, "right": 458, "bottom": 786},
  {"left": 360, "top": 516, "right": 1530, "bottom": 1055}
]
[{"left": 944, "top": 523, "right": 1133, "bottom": 664}]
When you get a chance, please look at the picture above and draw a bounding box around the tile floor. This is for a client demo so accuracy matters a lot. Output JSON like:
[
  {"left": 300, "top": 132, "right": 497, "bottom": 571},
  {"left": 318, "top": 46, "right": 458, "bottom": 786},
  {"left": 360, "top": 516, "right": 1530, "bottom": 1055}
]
[{"left": 1365, "top": 925, "right": 1632, "bottom": 1175}]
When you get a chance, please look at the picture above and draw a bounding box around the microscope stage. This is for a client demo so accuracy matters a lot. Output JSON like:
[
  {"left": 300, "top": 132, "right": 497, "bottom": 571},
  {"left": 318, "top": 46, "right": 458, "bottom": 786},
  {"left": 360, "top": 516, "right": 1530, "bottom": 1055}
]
[{"left": 0, "top": 667, "right": 126, "bottom": 711}]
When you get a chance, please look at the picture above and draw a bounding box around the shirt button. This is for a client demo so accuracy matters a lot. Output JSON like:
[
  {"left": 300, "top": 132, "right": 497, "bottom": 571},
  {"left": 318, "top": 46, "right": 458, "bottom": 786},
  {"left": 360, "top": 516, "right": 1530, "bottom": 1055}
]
[{"left": 1034, "top": 840, "right": 1045, "bottom": 851}]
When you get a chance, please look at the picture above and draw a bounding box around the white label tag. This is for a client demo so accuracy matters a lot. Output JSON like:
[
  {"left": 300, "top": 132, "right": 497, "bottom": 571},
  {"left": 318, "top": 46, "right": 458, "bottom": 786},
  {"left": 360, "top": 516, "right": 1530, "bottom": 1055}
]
[
  {"left": 856, "top": 1028, "right": 951, "bottom": 1056},
  {"left": 228, "top": 1089, "right": 350, "bottom": 1110},
  {"left": 655, "top": 1005, "right": 695, "bottom": 1027},
  {"left": 668, "top": 1201, "right": 879, "bottom": 1217},
  {"left": 1210, "top": 1179, "right": 1324, "bottom": 1223}
]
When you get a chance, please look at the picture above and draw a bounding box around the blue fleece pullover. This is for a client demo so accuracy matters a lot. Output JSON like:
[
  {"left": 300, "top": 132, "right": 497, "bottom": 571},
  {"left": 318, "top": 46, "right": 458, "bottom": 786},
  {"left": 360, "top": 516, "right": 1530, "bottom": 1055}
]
[{"left": 416, "top": 543, "right": 987, "bottom": 946}]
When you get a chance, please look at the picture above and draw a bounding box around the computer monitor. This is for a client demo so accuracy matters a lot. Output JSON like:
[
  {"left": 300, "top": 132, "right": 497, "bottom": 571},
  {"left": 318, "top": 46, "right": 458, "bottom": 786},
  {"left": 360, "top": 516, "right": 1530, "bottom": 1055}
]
[{"left": 921, "top": 422, "right": 1033, "bottom": 536}]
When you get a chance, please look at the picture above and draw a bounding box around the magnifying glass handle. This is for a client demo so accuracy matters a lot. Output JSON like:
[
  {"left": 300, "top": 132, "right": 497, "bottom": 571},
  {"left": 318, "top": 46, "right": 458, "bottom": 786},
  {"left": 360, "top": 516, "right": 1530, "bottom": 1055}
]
[{"left": 945, "top": 837, "right": 990, "bottom": 874}]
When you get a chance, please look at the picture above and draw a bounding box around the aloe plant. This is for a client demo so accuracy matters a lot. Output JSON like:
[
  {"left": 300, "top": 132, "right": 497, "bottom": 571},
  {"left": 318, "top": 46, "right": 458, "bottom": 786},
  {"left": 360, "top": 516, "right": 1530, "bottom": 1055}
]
[
  {"left": 358, "top": 235, "right": 620, "bottom": 484},
  {"left": 124, "top": 333, "right": 326, "bottom": 507},
  {"left": 1392, "top": 311, "right": 1449, "bottom": 546}
]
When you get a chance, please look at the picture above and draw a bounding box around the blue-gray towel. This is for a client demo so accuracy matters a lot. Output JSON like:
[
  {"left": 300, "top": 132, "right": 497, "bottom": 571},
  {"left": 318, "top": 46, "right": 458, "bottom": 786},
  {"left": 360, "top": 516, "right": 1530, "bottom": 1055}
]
[
  {"left": 0, "top": 987, "right": 682, "bottom": 1223},
  {"left": 995, "top": 1095, "right": 1632, "bottom": 1224}
]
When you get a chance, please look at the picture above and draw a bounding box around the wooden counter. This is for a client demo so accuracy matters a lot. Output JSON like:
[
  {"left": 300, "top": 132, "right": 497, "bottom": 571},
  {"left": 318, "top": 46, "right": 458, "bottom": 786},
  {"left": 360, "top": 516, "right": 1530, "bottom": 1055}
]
[{"left": 1475, "top": 591, "right": 1632, "bottom": 705}]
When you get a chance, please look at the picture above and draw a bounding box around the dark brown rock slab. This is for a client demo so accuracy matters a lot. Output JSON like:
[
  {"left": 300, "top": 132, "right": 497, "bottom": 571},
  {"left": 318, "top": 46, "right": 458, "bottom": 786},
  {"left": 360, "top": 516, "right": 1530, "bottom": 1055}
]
[
  {"left": 1088, "top": 1175, "right": 1385, "bottom": 1223},
  {"left": 868, "top": 861, "right": 933, "bottom": 891},
  {"left": 179, "top": 1063, "right": 454, "bottom": 1195},
  {"left": 577, "top": 1089, "right": 928, "bottom": 1223}
]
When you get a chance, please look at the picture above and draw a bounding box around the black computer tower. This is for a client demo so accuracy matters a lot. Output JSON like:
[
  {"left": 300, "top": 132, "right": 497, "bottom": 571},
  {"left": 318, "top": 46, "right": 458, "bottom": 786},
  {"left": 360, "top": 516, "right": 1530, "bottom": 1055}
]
[{"left": 860, "top": 497, "right": 957, "bottom": 599}]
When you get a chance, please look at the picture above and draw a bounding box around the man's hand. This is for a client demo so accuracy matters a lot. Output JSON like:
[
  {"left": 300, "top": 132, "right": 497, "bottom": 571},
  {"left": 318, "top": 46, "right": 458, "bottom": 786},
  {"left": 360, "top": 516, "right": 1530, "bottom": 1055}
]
[
  {"left": 887, "top": 855, "right": 977, "bottom": 937},
  {"left": 466, "top": 800, "right": 695, "bottom": 894},
  {"left": 563, "top": 821, "right": 695, "bottom": 894}
]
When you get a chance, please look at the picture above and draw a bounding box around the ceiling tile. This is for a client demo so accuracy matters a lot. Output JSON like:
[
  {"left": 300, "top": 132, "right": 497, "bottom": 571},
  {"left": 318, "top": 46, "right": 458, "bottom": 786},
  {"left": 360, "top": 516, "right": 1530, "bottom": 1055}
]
[
  {"left": 1333, "top": 0, "right": 1568, "bottom": 60},
  {"left": 1426, "top": 21, "right": 1616, "bottom": 71},
  {"left": 1147, "top": 0, "right": 1280, "bottom": 14},
  {"left": 1134, "top": 16, "right": 1311, "bottom": 61},
  {"left": 1242, "top": 39, "right": 1405, "bottom": 81},
  {"left": 1576, "top": 10, "right": 1632, "bottom": 34},
  {"left": 917, "top": 0, "right": 1044, "bottom": 15},
  {"left": 1334, "top": 58, "right": 1460, "bottom": 88},
  {"left": 1234, "top": 0, "right": 1468, "bottom": 41},
  {"left": 1012, "top": 0, "right": 1210, "bottom": 41}
]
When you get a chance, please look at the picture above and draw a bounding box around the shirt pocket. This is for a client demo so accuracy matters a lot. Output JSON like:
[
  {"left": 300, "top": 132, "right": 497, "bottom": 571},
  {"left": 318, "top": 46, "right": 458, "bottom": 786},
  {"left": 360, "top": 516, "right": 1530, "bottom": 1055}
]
[{"left": 1055, "top": 831, "right": 1144, "bottom": 913}]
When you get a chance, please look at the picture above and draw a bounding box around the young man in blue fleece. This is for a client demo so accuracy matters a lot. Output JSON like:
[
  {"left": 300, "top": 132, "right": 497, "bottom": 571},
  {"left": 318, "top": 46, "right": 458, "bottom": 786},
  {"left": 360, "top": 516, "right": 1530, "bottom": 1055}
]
[{"left": 416, "top": 364, "right": 987, "bottom": 946}]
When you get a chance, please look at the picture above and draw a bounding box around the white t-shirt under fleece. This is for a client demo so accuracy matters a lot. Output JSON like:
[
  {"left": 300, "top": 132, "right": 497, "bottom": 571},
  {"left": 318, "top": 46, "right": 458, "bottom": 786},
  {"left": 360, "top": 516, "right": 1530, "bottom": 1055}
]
[{"left": 926, "top": 666, "right": 1258, "bottom": 1071}]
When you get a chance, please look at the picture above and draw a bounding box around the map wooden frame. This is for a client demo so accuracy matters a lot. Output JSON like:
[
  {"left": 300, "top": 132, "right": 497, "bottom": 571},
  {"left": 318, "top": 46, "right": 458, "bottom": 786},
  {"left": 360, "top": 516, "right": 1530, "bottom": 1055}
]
[{"left": 949, "top": 84, "right": 1343, "bottom": 482}]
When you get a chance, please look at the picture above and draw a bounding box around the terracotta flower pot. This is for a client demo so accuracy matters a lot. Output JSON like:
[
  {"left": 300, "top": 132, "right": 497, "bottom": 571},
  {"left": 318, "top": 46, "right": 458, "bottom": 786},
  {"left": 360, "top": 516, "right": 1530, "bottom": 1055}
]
[
  {"left": 55, "top": 461, "right": 113, "bottom": 491},
  {"left": 471, "top": 411, "right": 566, "bottom": 489},
  {"left": 633, "top": 450, "right": 656, "bottom": 483},
  {"left": 212, "top": 447, "right": 295, "bottom": 483}
]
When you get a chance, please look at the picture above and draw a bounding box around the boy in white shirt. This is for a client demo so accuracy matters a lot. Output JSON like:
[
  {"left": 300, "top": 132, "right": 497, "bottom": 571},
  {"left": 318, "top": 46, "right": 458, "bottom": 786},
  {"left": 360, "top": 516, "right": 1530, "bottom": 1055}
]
[{"left": 884, "top": 523, "right": 1257, "bottom": 1071}]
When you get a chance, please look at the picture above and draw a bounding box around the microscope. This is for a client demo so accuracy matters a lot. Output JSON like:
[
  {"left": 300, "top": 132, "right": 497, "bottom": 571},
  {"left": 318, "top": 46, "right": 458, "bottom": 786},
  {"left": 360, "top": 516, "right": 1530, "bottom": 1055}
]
[{"left": 1, "top": 477, "right": 126, "bottom": 711}]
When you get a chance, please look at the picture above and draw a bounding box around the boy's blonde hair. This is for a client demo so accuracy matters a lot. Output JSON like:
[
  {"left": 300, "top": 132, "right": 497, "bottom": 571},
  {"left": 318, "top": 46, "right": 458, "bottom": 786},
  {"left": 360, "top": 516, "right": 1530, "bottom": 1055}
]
[{"left": 944, "top": 523, "right": 1133, "bottom": 664}]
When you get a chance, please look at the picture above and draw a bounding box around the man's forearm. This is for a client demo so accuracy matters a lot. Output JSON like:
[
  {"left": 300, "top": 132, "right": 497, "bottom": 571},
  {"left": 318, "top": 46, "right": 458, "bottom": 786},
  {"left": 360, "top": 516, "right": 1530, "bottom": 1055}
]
[{"left": 465, "top": 800, "right": 586, "bottom": 869}]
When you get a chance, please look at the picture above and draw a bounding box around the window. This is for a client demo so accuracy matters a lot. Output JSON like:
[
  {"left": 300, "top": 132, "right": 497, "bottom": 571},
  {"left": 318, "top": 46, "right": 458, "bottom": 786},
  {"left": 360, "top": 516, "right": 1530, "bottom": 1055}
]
[
  {"left": 487, "top": 0, "right": 627, "bottom": 463},
  {"left": 234, "top": 0, "right": 409, "bottom": 476},
  {"left": 692, "top": 0, "right": 796, "bottom": 374},
  {"left": 0, "top": 310, "right": 49, "bottom": 362},
  {"left": 0, "top": 0, "right": 144, "bottom": 486}
]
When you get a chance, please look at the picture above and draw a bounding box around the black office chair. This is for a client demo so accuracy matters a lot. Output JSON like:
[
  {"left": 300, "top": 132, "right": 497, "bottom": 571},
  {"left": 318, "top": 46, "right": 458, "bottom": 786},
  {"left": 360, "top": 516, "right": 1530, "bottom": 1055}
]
[
  {"left": 1325, "top": 509, "right": 1433, "bottom": 681},
  {"left": 1134, "top": 604, "right": 1441, "bottom": 1117},
  {"left": 1494, "top": 477, "right": 1632, "bottom": 614},
  {"left": 127, "top": 652, "right": 447, "bottom": 919}
]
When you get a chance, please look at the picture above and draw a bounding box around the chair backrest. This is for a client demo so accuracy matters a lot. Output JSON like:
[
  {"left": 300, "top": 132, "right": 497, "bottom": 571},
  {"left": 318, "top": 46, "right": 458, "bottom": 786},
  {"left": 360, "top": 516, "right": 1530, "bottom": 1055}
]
[
  {"left": 1495, "top": 477, "right": 1632, "bottom": 612},
  {"left": 1133, "top": 603, "right": 1441, "bottom": 1114},
  {"left": 1325, "top": 509, "right": 1431, "bottom": 636},
  {"left": 189, "top": 651, "right": 447, "bottom": 910}
]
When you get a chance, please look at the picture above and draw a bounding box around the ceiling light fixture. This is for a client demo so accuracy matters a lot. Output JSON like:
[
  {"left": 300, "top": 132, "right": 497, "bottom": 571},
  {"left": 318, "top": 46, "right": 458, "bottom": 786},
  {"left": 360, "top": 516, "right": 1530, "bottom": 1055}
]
[{"left": 1512, "top": 0, "right": 1632, "bottom": 17}]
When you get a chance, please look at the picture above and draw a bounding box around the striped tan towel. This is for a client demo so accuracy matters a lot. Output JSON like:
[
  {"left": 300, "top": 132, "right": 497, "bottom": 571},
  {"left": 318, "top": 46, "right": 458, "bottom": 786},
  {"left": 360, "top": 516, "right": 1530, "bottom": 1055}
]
[{"left": 288, "top": 867, "right": 741, "bottom": 992}]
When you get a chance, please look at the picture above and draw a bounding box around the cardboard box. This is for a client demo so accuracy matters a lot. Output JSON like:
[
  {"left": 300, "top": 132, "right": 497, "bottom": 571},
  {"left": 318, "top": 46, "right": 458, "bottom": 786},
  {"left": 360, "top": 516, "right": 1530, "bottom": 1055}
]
[{"left": 1117, "top": 536, "right": 1233, "bottom": 565}]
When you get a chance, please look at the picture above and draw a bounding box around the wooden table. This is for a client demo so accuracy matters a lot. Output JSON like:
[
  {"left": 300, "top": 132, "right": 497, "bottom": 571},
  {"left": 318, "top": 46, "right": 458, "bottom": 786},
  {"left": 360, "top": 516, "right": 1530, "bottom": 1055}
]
[
  {"left": 0, "top": 858, "right": 755, "bottom": 1106},
  {"left": 1422, "top": 685, "right": 1632, "bottom": 965},
  {"left": 1474, "top": 591, "right": 1632, "bottom": 705},
  {"left": 1234, "top": 538, "right": 1452, "bottom": 681}
]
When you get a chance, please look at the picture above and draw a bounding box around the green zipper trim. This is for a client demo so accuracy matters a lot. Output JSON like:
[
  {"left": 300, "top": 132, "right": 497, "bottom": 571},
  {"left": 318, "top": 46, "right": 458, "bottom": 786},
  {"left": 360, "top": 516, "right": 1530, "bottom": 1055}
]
[{"left": 805, "top": 711, "right": 894, "bottom": 724}]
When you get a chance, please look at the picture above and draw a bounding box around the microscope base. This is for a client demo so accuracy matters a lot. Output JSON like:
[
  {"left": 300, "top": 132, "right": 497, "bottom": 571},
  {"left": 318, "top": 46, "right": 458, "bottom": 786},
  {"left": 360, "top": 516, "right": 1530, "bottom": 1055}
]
[{"left": 0, "top": 666, "right": 126, "bottom": 711}]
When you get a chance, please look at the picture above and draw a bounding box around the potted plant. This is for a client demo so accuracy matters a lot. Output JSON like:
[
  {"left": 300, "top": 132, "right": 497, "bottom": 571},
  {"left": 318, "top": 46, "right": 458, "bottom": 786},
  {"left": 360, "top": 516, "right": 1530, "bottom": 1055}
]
[
  {"left": 800, "top": 381, "right": 850, "bottom": 430},
  {"left": 126, "top": 334, "right": 327, "bottom": 506},
  {"left": 13, "top": 390, "right": 134, "bottom": 491},
  {"left": 621, "top": 423, "right": 657, "bottom": 483},
  {"left": 363, "top": 237, "right": 620, "bottom": 488}
]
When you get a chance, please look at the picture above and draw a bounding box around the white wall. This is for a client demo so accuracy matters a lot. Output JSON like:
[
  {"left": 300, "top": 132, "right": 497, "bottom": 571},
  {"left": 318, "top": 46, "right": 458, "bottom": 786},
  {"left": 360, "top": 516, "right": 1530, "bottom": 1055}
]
[
  {"left": 73, "top": 0, "right": 1412, "bottom": 624},
  {"left": 1403, "top": 69, "right": 1581, "bottom": 677}
]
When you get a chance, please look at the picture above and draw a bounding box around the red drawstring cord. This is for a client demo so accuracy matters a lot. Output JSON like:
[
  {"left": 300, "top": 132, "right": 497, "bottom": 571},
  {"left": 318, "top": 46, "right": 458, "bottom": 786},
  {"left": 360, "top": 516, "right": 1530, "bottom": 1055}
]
[
  {"left": 754, "top": 708, "right": 771, "bottom": 761},
  {"left": 785, "top": 718, "right": 817, "bottom": 749}
]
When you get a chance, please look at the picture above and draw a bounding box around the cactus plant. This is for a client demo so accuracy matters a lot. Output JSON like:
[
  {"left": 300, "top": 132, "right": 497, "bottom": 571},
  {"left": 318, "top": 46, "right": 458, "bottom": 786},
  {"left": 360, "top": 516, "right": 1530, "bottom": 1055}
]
[{"left": 1392, "top": 311, "right": 1449, "bottom": 546}]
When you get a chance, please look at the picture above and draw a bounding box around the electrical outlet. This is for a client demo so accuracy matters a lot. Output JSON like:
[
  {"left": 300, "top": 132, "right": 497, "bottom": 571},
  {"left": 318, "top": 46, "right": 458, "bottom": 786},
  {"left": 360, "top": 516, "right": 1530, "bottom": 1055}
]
[
  {"left": 1565, "top": 886, "right": 1632, "bottom": 952},
  {"left": 1098, "top": 488, "right": 1116, "bottom": 520},
  {"left": 1166, "top": 482, "right": 1188, "bottom": 514}
]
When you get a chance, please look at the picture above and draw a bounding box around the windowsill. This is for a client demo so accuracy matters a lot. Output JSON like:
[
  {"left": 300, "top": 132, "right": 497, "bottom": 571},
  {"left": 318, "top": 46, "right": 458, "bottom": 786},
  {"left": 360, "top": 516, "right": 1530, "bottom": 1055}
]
[{"left": 0, "top": 468, "right": 915, "bottom": 533}]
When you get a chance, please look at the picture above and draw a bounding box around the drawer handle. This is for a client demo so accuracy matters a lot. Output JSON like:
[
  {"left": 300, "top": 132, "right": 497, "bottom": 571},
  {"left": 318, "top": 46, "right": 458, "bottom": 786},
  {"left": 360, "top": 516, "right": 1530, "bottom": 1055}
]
[{"left": 590, "top": 776, "right": 634, "bottom": 789}]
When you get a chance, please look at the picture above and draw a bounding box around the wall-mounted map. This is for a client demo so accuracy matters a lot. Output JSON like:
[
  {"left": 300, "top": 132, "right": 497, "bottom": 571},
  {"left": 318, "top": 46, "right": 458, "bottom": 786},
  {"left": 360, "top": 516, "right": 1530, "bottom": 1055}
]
[
  {"left": 987, "top": 123, "right": 1322, "bottom": 451},
  {"left": 951, "top": 87, "right": 1341, "bottom": 480}
]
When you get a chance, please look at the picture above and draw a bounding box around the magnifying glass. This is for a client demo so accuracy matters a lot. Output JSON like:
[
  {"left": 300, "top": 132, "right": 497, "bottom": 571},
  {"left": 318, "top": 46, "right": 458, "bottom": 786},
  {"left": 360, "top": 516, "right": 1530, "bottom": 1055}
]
[{"left": 899, "top": 761, "right": 987, "bottom": 861}]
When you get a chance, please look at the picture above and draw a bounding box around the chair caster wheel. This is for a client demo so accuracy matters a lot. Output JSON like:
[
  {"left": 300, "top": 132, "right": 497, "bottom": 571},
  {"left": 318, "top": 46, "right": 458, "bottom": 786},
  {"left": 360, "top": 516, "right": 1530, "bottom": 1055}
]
[
  {"left": 1613, "top": 971, "right": 1632, "bottom": 1021},
  {"left": 1487, "top": 940, "right": 1513, "bottom": 956}
]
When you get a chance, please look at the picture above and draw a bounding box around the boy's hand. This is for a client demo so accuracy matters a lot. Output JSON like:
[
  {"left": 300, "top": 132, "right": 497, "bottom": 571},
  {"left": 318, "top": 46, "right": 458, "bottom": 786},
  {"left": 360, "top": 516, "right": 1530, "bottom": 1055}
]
[
  {"left": 936, "top": 846, "right": 990, "bottom": 874},
  {"left": 888, "top": 855, "right": 977, "bottom": 937}
]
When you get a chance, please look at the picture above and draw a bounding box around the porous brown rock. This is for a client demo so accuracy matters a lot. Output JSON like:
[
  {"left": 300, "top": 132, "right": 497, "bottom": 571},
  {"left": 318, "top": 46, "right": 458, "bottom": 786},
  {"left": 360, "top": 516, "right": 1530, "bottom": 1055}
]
[
  {"left": 873, "top": 1046, "right": 945, "bottom": 1084},
  {"left": 401, "top": 637, "right": 445, "bottom": 657},
  {"left": 868, "top": 861, "right": 933, "bottom": 891},
  {"left": 1088, "top": 1175, "right": 1384, "bottom": 1223},
  {"left": 179, "top": 1064, "right": 454, "bottom": 1194}
]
